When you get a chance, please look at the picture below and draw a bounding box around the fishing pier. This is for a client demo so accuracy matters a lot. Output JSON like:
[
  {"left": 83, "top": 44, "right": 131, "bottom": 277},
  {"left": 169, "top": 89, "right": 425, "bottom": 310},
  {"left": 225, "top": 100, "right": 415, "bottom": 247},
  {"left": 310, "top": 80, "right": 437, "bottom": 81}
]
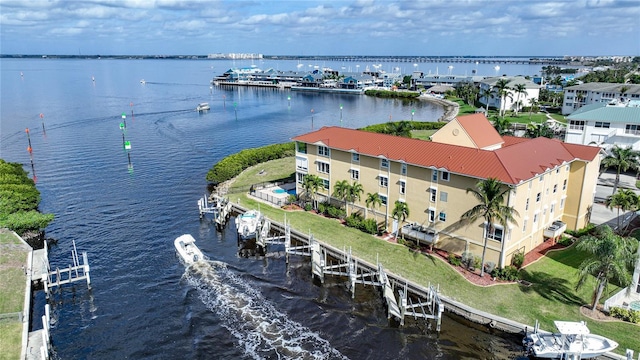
[{"left": 226, "top": 203, "right": 445, "bottom": 331}]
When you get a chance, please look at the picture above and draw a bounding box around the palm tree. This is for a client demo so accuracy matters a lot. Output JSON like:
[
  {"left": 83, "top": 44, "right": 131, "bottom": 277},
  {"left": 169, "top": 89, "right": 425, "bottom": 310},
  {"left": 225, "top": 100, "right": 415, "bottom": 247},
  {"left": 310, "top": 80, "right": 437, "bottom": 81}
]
[
  {"left": 494, "top": 78, "right": 513, "bottom": 118},
  {"left": 365, "top": 192, "right": 382, "bottom": 226},
  {"left": 347, "top": 181, "right": 364, "bottom": 215},
  {"left": 512, "top": 83, "right": 527, "bottom": 116},
  {"left": 524, "top": 122, "right": 554, "bottom": 139},
  {"left": 332, "top": 179, "right": 350, "bottom": 210},
  {"left": 604, "top": 189, "right": 639, "bottom": 232},
  {"left": 491, "top": 116, "right": 512, "bottom": 136},
  {"left": 385, "top": 121, "right": 412, "bottom": 137},
  {"left": 461, "top": 178, "right": 519, "bottom": 277},
  {"left": 391, "top": 200, "right": 410, "bottom": 240},
  {"left": 601, "top": 146, "right": 640, "bottom": 195},
  {"left": 479, "top": 87, "right": 493, "bottom": 116},
  {"left": 303, "top": 174, "right": 323, "bottom": 210},
  {"left": 575, "top": 225, "right": 638, "bottom": 311},
  {"left": 527, "top": 98, "right": 539, "bottom": 120}
]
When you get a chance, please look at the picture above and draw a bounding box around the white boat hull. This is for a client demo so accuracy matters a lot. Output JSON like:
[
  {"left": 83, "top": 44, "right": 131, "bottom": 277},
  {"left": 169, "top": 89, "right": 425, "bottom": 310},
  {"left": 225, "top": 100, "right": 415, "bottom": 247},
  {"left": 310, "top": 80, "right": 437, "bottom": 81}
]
[
  {"left": 236, "top": 210, "right": 262, "bottom": 240},
  {"left": 174, "top": 234, "right": 205, "bottom": 265},
  {"left": 524, "top": 321, "right": 618, "bottom": 359}
]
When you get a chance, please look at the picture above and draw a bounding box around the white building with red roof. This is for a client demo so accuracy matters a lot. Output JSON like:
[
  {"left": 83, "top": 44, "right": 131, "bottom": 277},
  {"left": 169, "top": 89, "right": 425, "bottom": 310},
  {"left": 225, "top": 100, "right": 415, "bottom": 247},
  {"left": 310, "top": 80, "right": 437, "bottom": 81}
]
[{"left": 292, "top": 114, "right": 601, "bottom": 267}]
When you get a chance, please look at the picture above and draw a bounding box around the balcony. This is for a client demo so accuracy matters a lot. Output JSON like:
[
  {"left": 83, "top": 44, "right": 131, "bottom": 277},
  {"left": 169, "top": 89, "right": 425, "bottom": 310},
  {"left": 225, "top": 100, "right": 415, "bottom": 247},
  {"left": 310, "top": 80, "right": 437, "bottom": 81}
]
[
  {"left": 543, "top": 220, "right": 567, "bottom": 239},
  {"left": 401, "top": 223, "right": 439, "bottom": 244}
]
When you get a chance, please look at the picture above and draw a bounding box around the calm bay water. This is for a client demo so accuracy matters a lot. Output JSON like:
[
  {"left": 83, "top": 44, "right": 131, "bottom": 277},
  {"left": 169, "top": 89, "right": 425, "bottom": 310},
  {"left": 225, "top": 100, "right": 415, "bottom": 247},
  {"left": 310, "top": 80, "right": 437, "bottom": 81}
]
[{"left": 0, "top": 58, "right": 539, "bottom": 359}]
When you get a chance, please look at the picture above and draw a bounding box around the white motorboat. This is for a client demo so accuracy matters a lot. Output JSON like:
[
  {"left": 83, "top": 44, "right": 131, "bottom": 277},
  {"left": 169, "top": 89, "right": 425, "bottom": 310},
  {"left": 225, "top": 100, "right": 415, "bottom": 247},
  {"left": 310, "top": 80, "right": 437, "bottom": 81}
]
[
  {"left": 196, "top": 102, "right": 210, "bottom": 112},
  {"left": 523, "top": 320, "right": 618, "bottom": 359},
  {"left": 174, "top": 234, "right": 205, "bottom": 265},
  {"left": 236, "top": 210, "right": 262, "bottom": 241}
]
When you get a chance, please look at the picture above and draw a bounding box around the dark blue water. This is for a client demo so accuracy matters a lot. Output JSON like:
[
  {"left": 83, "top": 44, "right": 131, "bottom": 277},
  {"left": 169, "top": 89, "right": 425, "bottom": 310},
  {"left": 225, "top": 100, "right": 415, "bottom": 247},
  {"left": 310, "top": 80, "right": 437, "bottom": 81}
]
[{"left": 1, "top": 59, "right": 528, "bottom": 359}]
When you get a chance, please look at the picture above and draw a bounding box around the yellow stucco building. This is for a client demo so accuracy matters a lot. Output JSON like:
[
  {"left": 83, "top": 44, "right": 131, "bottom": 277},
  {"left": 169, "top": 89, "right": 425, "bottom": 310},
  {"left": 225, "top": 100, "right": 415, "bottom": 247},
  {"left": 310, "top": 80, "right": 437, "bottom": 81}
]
[{"left": 292, "top": 114, "right": 601, "bottom": 267}]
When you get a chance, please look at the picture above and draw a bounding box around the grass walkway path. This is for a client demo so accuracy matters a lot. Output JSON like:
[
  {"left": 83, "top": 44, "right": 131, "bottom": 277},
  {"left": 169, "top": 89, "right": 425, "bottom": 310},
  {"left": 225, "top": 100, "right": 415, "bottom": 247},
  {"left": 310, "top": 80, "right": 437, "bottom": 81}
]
[{"left": 226, "top": 158, "right": 639, "bottom": 355}]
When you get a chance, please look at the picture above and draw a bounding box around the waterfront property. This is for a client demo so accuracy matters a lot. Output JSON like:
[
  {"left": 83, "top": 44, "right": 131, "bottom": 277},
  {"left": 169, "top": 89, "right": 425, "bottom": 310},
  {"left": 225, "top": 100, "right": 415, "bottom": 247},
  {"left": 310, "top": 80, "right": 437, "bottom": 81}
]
[
  {"left": 478, "top": 76, "right": 542, "bottom": 115},
  {"left": 564, "top": 99, "right": 640, "bottom": 151},
  {"left": 292, "top": 113, "right": 601, "bottom": 267},
  {"left": 561, "top": 83, "right": 640, "bottom": 115}
]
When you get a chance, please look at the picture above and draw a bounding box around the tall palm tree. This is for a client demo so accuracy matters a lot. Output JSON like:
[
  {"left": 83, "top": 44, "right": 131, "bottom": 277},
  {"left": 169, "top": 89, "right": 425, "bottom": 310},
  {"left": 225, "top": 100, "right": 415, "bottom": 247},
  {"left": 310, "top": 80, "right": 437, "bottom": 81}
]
[
  {"left": 391, "top": 200, "right": 410, "bottom": 240},
  {"left": 347, "top": 181, "right": 364, "bottom": 215},
  {"left": 494, "top": 78, "right": 513, "bottom": 118},
  {"left": 575, "top": 225, "right": 638, "bottom": 311},
  {"left": 512, "top": 83, "right": 527, "bottom": 116},
  {"left": 479, "top": 87, "right": 493, "bottom": 116},
  {"left": 601, "top": 146, "right": 640, "bottom": 195},
  {"left": 332, "top": 179, "right": 350, "bottom": 210},
  {"left": 303, "top": 174, "right": 323, "bottom": 210},
  {"left": 461, "top": 178, "right": 519, "bottom": 277},
  {"left": 605, "top": 189, "right": 639, "bottom": 232},
  {"left": 527, "top": 98, "right": 539, "bottom": 120},
  {"left": 365, "top": 192, "right": 382, "bottom": 226}
]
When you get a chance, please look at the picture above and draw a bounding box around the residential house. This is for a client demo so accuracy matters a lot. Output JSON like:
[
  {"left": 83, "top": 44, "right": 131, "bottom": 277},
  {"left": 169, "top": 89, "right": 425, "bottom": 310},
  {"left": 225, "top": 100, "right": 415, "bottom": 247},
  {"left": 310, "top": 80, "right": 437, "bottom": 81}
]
[
  {"left": 561, "top": 83, "right": 640, "bottom": 115},
  {"left": 292, "top": 114, "right": 600, "bottom": 268},
  {"left": 565, "top": 99, "right": 640, "bottom": 150},
  {"left": 478, "top": 76, "right": 542, "bottom": 114}
]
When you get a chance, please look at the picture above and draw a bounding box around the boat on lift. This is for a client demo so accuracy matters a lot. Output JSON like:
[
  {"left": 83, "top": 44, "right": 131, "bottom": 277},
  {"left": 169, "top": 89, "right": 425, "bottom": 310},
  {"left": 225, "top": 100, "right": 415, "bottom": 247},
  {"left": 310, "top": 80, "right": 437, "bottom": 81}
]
[
  {"left": 174, "top": 234, "right": 205, "bottom": 265},
  {"left": 236, "top": 210, "right": 262, "bottom": 241},
  {"left": 523, "top": 320, "right": 618, "bottom": 359}
]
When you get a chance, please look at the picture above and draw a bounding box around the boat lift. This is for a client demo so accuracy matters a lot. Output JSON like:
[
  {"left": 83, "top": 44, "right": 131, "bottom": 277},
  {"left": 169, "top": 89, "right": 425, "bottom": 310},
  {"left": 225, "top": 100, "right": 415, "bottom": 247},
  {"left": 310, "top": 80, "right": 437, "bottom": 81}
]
[
  {"left": 36, "top": 240, "right": 91, "bottom": 299},
  {"left": 198, "top": 194, "right": 232, "bottom": 230}
]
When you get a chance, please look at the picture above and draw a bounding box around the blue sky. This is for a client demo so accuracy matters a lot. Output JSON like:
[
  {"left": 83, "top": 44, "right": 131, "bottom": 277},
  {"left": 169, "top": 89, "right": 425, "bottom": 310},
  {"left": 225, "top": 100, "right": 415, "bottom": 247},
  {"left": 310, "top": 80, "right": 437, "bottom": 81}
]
[{"left": 1, "top": 0, "right": 638, "bottom": 56}]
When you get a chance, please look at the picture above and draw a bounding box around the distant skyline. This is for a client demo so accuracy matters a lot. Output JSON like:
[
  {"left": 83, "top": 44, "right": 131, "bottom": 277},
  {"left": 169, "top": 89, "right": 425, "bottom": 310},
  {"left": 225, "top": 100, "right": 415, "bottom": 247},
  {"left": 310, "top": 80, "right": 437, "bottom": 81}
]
[{"left": 1, "top": 0, "right": 639, "bottom": 57}]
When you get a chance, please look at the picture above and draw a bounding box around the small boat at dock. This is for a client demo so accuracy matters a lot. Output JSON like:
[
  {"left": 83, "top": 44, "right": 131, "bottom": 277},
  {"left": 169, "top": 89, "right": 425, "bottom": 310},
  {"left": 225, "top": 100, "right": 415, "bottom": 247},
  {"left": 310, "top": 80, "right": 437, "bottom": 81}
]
[
  {"left": 523, "top": 320, "right": 618, "bottom": 359},
  {"left": 174, "top": 234, "right": 205, "bottom": 265},
  {"left": 196, "top": 102, "right": 210, "bottom": 112},
  {"left": 236, "top": 210, "right": 262, "bottom": 241}
]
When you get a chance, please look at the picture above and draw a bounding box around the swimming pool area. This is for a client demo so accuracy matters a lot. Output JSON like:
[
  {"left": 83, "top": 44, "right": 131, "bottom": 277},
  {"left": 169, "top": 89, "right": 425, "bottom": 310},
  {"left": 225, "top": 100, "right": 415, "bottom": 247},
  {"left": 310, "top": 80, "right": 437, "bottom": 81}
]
[
  {"left": 272, "top": 188, "right": 296, "bottom": 195},
  {"left": 630, "top": 300, "right": 640, "bottom": 311}
]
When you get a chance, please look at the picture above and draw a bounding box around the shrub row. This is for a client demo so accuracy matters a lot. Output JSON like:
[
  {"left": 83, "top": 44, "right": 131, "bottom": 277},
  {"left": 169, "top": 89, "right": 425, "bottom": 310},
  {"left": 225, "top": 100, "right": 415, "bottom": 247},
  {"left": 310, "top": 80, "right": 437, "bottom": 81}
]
[
  {"left": 358, "top": 121, "right": 445, "bottom": 133},
  {"left": 206, "top": 142, "right": 295, "bottom": 184},
  {"left": 0, "top": 159, "right": 54, "bottom": 235},
  {"left": 565, "top": 223, "right": 595, "bottom": 238},
  {"left": 344, "top": 213, "right": 379, "bottom": 235},
  {"left": 316, "top": 202, "right": 346, "bottom": 219},
  {"left": 364, "top": 89, "right": 420, "bottom": 99},
  {"left": 609, "top": 307, "right": 640, "bottom": 324}
]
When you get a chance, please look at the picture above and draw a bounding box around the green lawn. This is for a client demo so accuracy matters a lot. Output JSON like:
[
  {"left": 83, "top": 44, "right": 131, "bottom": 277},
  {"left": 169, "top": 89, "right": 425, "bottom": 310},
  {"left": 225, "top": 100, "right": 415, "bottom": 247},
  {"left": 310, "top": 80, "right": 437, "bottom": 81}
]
[
  {"left": 410, "top": 129, "right": 437, "bottom": 140},
  {"left": 224, "top": 158, "right": 640, "bottom": 355},
  {"left": 0, "top": 230, "right": 29, "bottom": 360}
]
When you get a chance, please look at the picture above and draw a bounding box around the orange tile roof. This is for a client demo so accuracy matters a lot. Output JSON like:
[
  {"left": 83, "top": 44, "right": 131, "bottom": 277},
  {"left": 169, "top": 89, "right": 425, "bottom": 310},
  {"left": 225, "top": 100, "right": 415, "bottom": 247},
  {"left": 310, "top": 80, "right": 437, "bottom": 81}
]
[
  {"left": 293, "top": 127, "right": 600, "bottom": 185},
  {"left": 455, "top": 113, "right": 504, "bottom": 149}
]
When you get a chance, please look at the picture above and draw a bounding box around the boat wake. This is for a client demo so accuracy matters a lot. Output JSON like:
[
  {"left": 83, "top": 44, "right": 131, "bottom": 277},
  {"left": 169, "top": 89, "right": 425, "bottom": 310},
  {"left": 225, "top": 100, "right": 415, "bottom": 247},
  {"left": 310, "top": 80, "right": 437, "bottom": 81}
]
[{"left": 184, "top": 260, "right": 348, "bottom": 360}]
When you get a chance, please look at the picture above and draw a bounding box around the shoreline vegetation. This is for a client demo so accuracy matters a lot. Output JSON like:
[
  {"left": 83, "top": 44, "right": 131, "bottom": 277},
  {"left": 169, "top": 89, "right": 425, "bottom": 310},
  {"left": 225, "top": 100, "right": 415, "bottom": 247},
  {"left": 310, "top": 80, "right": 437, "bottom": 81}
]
[{"left": 210, "top": 157, "right": 639, "bottom": 356}]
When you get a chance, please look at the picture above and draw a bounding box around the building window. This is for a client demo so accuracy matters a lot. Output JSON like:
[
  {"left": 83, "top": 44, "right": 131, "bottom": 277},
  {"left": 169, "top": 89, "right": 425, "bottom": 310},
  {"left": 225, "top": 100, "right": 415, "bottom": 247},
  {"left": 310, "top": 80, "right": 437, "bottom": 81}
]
[
  {"left": 401, "top": 163, "right": 407, "bottom": 176},
  {"left": 381, "top": 159, "right": 389, "bottom": 169},
  {"left": 626, "top": 124, "right": 640, "bottom": 135},
  {"left": 441, "top": 171, "right": 450, "bottom": 181},
  {"left": 563, "top": 179, "right": 567, "bottom": 190},
  {"left": 439, "top": 211, "right": 446, "bottom": 222},
  {"left": 484, "top": 224, "right": 504, "bottom": 242},
  {"left": 553, "top": 184, "right": 557, "bottom": 193},
  {"left": 540, "top": 174, "right": 544, "bottom": 182},
  {"left": 318, "top": 146, "right": 330, "bottom": 157},
  {"left": 536, "top": 192, "right": 541, "bottom": 202},
  {"left": 317, "top": 162, "right": 330, "bottom": 174},
  {"left": 560, "top": 198, "right": 565, "bottom": 209},
  {"left": 379, "top": 194, "right": 388, "bottom": 206},
  {"left": 595, "top": 122, "right": 610, "bottom": 128},
  {"left": 350, "top": 169, "right": 359, "bottom": 180},
  {"left": 523, "top": 219, "right": 528, "bottom": 232},
  {"left": 550, "top": 203, "right": 555, "bottom": 214},
  {"left": 379, "top": 176, "right": 388, "bottom": 187},
  {"left": 296, "top": 156, "right": 308, "bottom": 172},
  {"left": 297, "top": 173, "right": 304, "bottom": 184},
  {"left": 430, "top": 187, "right": 437, "bottom": 202},
  {"left": 399, "top": 180, "right": 406, "bottom": 195},
  {"left": 533, "top": 213, "right": 539, "bottom": 223},
  {"left": 432, "top": 170, "right": 438, "bottom": 182},
  {"left": 428, "top": 208, "right": 436, "bottom": 222},
  {"left": 525, "top": 198, "right": 529, "bottom": 210},
  {"left": 352, "top": 153, "right": 360, "bottom": 162},
  {"left": 440, "top": 191, "right": 448, "bottom": 202},
  {"left": 297, "top": 142, "right": 307, "bottom": 154},
  {"left": 569, "top": 120, "right": 585, "bottom": 131},
  {"left": 322, "top": 179, "right": 329, "bottom": 190}
]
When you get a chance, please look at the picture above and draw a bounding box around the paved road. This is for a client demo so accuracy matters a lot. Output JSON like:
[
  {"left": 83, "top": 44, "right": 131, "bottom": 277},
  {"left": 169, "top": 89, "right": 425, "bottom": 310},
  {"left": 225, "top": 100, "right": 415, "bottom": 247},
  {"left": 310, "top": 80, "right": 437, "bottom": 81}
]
[{"left": 591, "top": 171, "right": 639, "bottom": 230}]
